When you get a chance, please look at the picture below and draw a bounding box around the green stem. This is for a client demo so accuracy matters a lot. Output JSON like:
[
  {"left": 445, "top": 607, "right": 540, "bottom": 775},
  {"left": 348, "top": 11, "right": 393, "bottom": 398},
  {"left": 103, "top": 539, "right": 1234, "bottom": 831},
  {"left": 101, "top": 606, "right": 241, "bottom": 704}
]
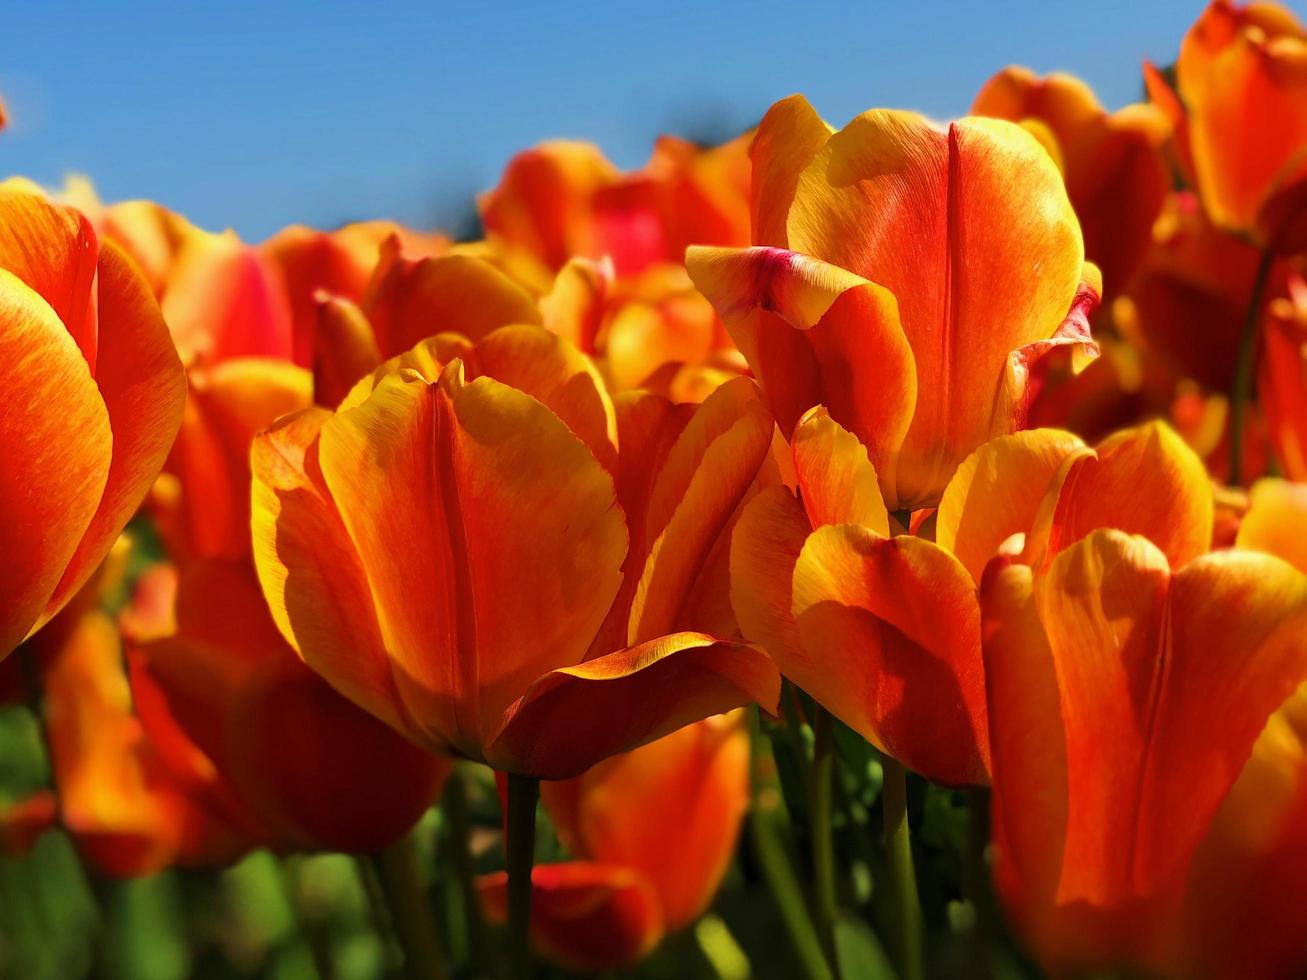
[
  {"left": 882, "top": 758, "right": 923, "bottom": 980},
  {"left": 749, "top": 710, "right": 834, "bottom": 980},
  {"left": 354, "top": 855, "right": 402, "bottom": 971},
  {"left": 810, "top": 708, "right": 841, "bottom": 978},
  {"left": 372, "top": 834, "right": 448, "bottom": 980},
  {"left": 282, "top": 857, "right": 336, "bottom": 980},
  {"left": 444, "top": 767, "right": 492, "bottom": 976},
  {"left": 505, "top": 773, "right": 540, "bottom": 980},
  {"left": 1230, "top": 248, "right": 1275, "bottom": 486}
]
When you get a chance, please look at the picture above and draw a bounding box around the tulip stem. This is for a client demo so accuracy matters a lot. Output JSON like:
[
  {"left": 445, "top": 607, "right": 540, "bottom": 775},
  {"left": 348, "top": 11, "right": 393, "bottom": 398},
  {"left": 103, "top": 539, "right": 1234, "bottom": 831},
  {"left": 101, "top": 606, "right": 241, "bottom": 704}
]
[
  {"left": 749, "top": 708, "right": 835, "bottom": 980},
  {"left": 810, "top": 707, "right": 842, "bottom": 978},
  {"left": 505, "top": 772, "right": 539, "bottom": 980},
  {"left": 372, "top": 834, "right": 448, "bottom": 980},
  {"left": 444, "top": 766, "right": 492, "bottom": 976},
  {"left": 1230, "top": 247, "right": 1275, "bottom": 485},
  {"left": 882, "top": 758, "right": 924, "bottom": 980}
]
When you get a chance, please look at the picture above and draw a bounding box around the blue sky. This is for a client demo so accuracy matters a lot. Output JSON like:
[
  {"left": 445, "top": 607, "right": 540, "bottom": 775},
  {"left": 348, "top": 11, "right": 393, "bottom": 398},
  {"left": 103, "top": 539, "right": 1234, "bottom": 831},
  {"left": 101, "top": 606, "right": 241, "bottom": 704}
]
[{"left": 0, "top": 1, "right": 1241, "bottom": 241}]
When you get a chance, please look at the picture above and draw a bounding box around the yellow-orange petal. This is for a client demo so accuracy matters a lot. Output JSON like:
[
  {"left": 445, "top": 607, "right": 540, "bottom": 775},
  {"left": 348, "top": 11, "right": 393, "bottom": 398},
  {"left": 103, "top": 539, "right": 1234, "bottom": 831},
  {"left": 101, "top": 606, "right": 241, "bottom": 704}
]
[
  {"left": 936, "top": 429, "right": 1085, "bottom": 582},
  {"left": 363, "top": 248, "right": 541, "bottom": 357},
  {"left": 1041, "top": 421, "right": 1214, "bottom": 570},
  {"left": 486, "top": 632, "right": 779, "bottom": 780},
  {"left": 787, "top": 111, "right": 1084, "bottom": 506},
  {"left": 750, "top": 94, "right": 833, "bottom": 247},
  {"left": 477, "top": 863, "right": 664, "bottom": 973},
  {"left": 1237, "top": 478, "right": 1307, "bottom": 572},
  {"left": 0, "top": 272, "right": 112, "bottom": 655},
  {"left": 317, "top": 364, "right": 627, "bottom": 758},
  {"left": 790, "top": 406, "right": 889, "bottom": 535},
  {"left": 627, "top": 382, "right": 774, "bottom": 644},
  {"left": 251, "top": 408, "right": 407, "bottom": 735},
  {"left": 791, "top": 526, "right": 989, "bottom": 785},
  {"left": 728, "top": 485, "right": 810, "bottom": 665}
]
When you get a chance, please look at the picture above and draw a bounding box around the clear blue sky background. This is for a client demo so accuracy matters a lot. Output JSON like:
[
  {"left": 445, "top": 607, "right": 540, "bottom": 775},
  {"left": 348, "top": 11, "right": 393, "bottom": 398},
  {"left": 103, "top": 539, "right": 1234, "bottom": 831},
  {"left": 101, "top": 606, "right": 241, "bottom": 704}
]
[{"left": 0, "top": 1, "right": 1265, "bottom": 241}]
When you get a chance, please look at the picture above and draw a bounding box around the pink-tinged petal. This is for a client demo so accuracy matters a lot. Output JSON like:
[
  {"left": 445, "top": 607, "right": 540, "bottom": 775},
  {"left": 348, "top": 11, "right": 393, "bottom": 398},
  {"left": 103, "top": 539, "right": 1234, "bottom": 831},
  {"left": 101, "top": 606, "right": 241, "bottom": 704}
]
[
  {"left": 486, "top": 632, "right": 779, "bottom": 780},
  {"left": 791, "top": 526, "right": 989, "bottom": 786},
  {"left": 687, "top": 246, "right": 916, "bottom": 508},
  {"left": 0, "top": 272, "right": 111, "bottom": 655}
]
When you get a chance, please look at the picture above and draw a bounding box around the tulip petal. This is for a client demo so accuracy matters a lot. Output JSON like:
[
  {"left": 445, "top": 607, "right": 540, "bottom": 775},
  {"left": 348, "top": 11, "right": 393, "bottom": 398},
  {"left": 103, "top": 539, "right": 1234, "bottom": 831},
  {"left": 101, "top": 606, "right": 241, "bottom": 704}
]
[
  {"left": 487, "top": 632, "right": 779, "bottom": 779},
  {"left": 791, "top": 526, "right": 989, "bottom": 785},
  {"left": 628, "top": 381, "right": 774, "bottom": 644},
  {"left": 1135, "top": 548, "right": 1307, "bottom": 892},
  {"left": 317, "top": 364, "right": 627, "bottom": 758},
  {"left": 787, "top": 111, "right": 1083, "bottom": 505},
  {"left": 0, "top": 271, "right": 111, "bottom": 655},
  {"left": 313, "top": 295, "right": 381, "bottom": 409},
  {"left": 936, "top": 429, "right": 1085, "bottom": 583},
  {"left": 251, "top": 408, "right": 408, "bottom": 734},
  {"left": 477, "top": 863, "right": 664, "bottom": 973},
  {"left": 1042, "top": 421, "right": 1213, "bottom": 570},
  {"left": 729, "top": 485, "right": 810, "bottom": 666},
  {"left": 791, "top": 406, "right": 889, "bottom": 535},
  {"left": 686, "top": 246, "right": 916, "bottom": 505},
  {"left": 1237, "top": 478, "right": 1307, "bottom": 573},
  {"left": 750, "top": 94, "right": 833, "bottom": 246},
  {"left": 364, "top": 249, "right": 541, "bottom": 356},
  {"left": 0, "top": 190, "right": 99, "bottom": 368}
]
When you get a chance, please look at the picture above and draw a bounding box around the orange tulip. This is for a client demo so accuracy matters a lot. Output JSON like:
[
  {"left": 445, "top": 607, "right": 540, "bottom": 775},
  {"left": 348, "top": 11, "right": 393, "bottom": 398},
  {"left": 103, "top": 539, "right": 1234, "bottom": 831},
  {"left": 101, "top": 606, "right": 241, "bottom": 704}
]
[
  {"left": 689, "top": 96, "right": 1098, "bottom": 511},
  {"left": 479, "top": 713, "right": 749, "bottom": 971},
  {"left": 251, "top": 325, "right": 780, "bottom": 779},
  {"left": 7, "top": 545, "right": 247, "bottom": 876},
  {"left": 980, "top": 529, "right": 1307, "bottom": 975},
  {"left": 0, "top": 188, "right": 186, "bottom": 658},
  {"left": 732, "top": 409, "right": 1210, "bottom": 787},
  {"left": 1146, "top": 0, "right": 1307, "bottom": 249},
  {"left": 973, "top": 67, "right": 1170, "bottom": 299},
  {"left": 126, "top": 558, "right": 449, "bottom": 854},
  {"left": 480, "top": 134, "right": 750, "bottom": 280},
  {"left": 261, "top": 221, "right": 447, "bottom": 366},
  {"left": 1261, "top": 272, "right": 1307, "bottom": 479}
]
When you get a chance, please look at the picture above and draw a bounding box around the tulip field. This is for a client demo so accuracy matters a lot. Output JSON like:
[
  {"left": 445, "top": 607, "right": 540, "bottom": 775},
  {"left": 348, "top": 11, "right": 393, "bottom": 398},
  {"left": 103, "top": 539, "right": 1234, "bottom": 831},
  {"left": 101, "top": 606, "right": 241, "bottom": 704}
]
[{"left": 3, "top": 2, "right": 1307, "bottom": 978}]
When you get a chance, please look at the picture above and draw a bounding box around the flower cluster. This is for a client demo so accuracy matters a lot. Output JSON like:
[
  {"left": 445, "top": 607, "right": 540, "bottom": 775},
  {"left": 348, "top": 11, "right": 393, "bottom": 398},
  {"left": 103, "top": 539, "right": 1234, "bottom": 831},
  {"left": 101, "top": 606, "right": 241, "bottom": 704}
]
[{"left": 2, "top": 3, "right": 1306, "bottom": 978}]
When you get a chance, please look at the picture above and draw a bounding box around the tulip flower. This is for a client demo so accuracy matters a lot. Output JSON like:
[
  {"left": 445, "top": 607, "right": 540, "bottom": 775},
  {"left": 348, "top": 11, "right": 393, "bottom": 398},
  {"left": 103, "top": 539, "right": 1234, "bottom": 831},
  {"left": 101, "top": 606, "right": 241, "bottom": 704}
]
[
  {"left": 689, "top": 96, "right": 1099, "bottom": 511},
  {"left": 126, "top": 558, "right": 450, "bottom": 854},
  {"left": 972, "top": 67, "right": 1170, "bottom": 299},
  {"left": 1146, "top": 0, "right": 1307, "bottom": 250},
  {"left": 0, "top": 188, "right": 186, "bottom": 658},
  {"left": 480, "top": 135, "right": 750, "bottom": 280},
  {"left": 732, "top": 407, "right": 1210, "bottom": 787},
  {"left": 6, "top": 543, "right": 247, "bottom": 876},
  {"left": 980, "top": 529, "right": 1307, "bottom": 974},
  {"left": 478, "top": 713, "right": 749, "bottom": 971},
  {"left": 251, "top": 324, "right": 780, "bottom": 780},
  {"left": 1261, "top": 272, "right": 1307, "bottom": 480}
]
